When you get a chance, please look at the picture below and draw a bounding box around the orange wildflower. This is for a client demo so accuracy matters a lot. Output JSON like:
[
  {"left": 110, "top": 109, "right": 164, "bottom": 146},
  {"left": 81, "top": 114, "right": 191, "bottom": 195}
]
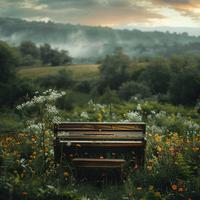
[{"left": 171, "top": 184, "right": 177, "bottom": 191}]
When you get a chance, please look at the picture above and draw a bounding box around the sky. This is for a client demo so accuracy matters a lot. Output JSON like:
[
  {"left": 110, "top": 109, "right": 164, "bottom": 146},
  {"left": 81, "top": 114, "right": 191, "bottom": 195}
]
[{"left": 0, "top": 0, "right": 200, "bottom": 29}]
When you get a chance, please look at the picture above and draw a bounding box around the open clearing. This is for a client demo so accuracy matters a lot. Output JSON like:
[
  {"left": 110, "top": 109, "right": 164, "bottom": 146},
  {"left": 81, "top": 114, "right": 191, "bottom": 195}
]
[{"left": 18, "top": 64, "right": 100, "bottom": 80}]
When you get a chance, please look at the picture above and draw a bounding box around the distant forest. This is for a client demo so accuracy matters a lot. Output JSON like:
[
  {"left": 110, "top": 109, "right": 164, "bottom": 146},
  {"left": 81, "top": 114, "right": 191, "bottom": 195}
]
[{"left": 1, "top": 17, "right": 200, "bottom": 63}]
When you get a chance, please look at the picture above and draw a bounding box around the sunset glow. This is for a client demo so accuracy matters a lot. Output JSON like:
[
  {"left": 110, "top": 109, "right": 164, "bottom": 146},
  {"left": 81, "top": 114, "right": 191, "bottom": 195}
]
[{"left": 0, "top": 0, "right": 199, "bottom": 28}]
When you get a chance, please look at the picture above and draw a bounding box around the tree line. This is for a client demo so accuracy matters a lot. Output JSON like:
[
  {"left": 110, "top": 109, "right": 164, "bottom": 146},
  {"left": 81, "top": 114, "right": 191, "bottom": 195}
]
[
  {"left": 97, "top": 48, "right": 200, "bottom": 106},
  {"left": 15, "top": 41, "right": 71, "bottom": 67},
  {"left": 19, "top": 41, "right": 72, "bottom": 66},
  {"left": 1, "top": 40, "right": 200, "bottom": 109}
]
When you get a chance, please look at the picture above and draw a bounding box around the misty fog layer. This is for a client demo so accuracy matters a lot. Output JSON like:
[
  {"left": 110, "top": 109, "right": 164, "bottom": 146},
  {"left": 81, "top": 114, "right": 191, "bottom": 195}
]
[{"left": 0, "top": 18, "right": 200, "bottom": 63}]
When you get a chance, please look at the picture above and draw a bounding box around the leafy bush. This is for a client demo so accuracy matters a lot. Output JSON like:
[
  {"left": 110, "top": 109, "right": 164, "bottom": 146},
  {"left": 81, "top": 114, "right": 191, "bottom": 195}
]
[
  {"left": 75, "top": 80, "right": 91, "bottom": 93},
  {"left": 119, "top": 81, "right": 151, "bottom": 100},
  {"left": 37, "top": 70, "right": 73, "bottom": 89}
]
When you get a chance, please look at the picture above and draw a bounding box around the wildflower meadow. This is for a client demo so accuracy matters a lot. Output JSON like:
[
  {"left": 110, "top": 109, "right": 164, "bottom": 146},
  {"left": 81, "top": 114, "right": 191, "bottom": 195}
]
[{"left": 0, "top": 89, "right": 199, "bottom": 200}]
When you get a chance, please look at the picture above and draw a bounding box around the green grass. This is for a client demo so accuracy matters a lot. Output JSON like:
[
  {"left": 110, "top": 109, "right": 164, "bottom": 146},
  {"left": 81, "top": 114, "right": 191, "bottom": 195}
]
[{"left": 18, "top": 64, "right": 100, "bottom": 80}]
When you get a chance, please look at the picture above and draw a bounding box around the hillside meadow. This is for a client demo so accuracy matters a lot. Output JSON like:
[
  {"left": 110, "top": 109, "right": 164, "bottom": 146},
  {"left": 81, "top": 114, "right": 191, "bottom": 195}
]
[{"left": 18, "top": 64, "right": 100, "bottom": 80}]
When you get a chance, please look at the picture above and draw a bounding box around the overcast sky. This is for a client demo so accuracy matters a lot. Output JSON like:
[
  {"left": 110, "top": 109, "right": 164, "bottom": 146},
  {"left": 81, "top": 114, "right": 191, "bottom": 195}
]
[{"left": 0, "top": 0, "right": 200, "bottom": 29}]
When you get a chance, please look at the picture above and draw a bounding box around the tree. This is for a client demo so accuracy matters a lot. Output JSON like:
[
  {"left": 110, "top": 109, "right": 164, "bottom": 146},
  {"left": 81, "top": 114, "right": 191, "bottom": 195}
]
[
  {"left": 169, "top": 67, "right": 200, "bottom": 105},
  {"left": 138, "top": 57, "right": 171, "bottom": 94},
  {"left": 99, "top": 87, "right": 120, "bottom": 120},
  {"left": 99, "top": 48, "right": 130, "bottom": 90},
  {"left": 40, "top": 44, "right": 72, "bottom": 66},
  {"left": 0, "top": 41, "right": 34, "bottom": 107},
  {"left": 19, "top": 41, "right": 40, "bottom": 58},
  {"left": 40, "top": 43, "right": 52, "bottom": 65},
  {"left": 0, "top": 41, "right": 19, "bottom": 83}
]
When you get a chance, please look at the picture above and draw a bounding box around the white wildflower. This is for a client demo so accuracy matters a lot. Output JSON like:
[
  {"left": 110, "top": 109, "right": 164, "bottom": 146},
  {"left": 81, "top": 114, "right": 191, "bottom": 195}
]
[
  {"left": 136, "top": 103, "right": 142, "bottom": 111},
  {"left": 80, "top": 111, "right": 89, "bottom": 119},
  {"left": 124, "top": 111, "right": 142, "bottom": 122}
]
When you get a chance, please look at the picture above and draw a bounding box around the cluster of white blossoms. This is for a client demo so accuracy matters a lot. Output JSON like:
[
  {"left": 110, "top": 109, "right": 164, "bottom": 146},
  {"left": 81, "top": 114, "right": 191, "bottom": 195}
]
[
  {"left": 183, "top": 120, "right": 200, "bottom": 131},
  {"left": 155, "top": 111, "right": 167, "bottom": 120},
  {"left": 45, "top": 105, "right": 59, "bottom": 115},
  {"left": 136, "top": 103, "right": 142, "bottom": 111},
  {"left": 52, "top": 116, "right": 62, "bottom": 124},
  {"left": 16, "top": 89, "right": 66, "bottom": 110},
  {"left": 25, "top": 123, "right": 45, "bottom": 134},
  {"left": 16, "top": 89, "right": 66, "bottom": 132},
  {"left": 88, "top": 100, "right": 106, "bottom": 112},
  {"left": 147, "top": 124, "right": 163, "bottom": 134},
  {"left": 80, "top": 111, "right": 89, "bottom": 120},
  {"left": 124, "top": 111, "right": 142, "bottom": 122}
]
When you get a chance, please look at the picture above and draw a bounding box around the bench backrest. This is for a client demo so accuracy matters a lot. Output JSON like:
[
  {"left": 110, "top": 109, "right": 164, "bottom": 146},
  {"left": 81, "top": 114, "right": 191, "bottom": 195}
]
[{"left": 54, "top": 122, "right": 146, "bottom": 142}]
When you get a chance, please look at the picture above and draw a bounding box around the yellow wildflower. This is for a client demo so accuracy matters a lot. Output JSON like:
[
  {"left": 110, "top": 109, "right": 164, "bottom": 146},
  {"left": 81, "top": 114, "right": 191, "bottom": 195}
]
[
  {"left": 154, "top": 192, "right": 161, "bottom": 197},
  {"left": 148, "top": 185, "right": 154, "bottom": 191},
  {"left": 155, "top": 134, "right": 162, "bottom": 142},
  {"left": 63, "top": 171, "right": 69, "bottom": 177},
  {"left": 157, "top": 145, "right": 162, "bottom": 152}
]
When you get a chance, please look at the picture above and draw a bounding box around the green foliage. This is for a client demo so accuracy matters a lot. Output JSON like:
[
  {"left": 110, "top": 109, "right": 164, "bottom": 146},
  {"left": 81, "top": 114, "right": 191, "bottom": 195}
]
[
  {"left": 56, "top": 93, "right": 75, "bottom": 111},
  {"left": 0, "top": 79, "right": 35, "bottom": 107},
  {"left": 19, "top": 41, "right": 40, "bottom": 58},
  {"left": 40, "top": 43, "right": 72, "bottom": 66},
  {"left": 75, "top": 80, "right": 91, "bottom": 93},
  {"left": 169, "top": 66, "right": 200, "bottom": 105},
  {"left": 119, "top": 81, "right": 151, "bottom": 100},
  {"left": 138, "top": 57, "right": 171, "bottom": 94},
  {"left": 99, "top": 48, "right": 130, "bottom": 90},
  {"left": 36, "top": 70, "right": 73, "bottom": 89},
  {"left": 0, "top": 41, "right": 19, "bottom": 83},
  {"left": 40, "top": 43, "right": 52, "bottom": 65},
  {"left": 0, "top": 41, "right": 35, "bottom": 108},
  {"left": 0, "top": 112, "right": 23, "bottom": 134}
]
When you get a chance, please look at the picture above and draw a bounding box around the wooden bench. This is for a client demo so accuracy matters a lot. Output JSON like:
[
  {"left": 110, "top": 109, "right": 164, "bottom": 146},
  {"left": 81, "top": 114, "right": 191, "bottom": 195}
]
[{"left": 53, "top": 122, "right": 146, "bottom": 180}]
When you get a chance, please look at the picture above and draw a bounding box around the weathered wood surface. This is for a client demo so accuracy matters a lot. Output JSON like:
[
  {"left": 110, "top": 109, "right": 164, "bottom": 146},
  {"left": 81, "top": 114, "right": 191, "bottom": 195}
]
[
  {"left": 54, "top": 122, "right": 146, "bottom": 132},
  {"left": 72, "top": 158, "right": 125, "bottom": 168},
  {"left": 53, "top": 122, "right": 146, "bottom": 180}
]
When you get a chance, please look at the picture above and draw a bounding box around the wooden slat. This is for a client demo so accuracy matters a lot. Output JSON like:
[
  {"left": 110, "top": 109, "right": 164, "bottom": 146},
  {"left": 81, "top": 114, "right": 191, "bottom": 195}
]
[
  {"left": 57, "top": 131, "right": 144, "bottom": 140},
  {"left": 59, "top": 140, "right": 145, "bottom": 147},
  {"left": 72, "top": 158, "right": 125, "bottom": 168},
  {"left": 55, "top": 122, "right": 146, "bottom": 132}
]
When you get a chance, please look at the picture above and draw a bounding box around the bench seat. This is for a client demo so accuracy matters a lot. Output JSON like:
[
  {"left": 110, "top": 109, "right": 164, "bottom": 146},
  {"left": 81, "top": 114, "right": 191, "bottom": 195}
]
[{"left": 72, "top": 158, "right": 125, "bottom": 168}]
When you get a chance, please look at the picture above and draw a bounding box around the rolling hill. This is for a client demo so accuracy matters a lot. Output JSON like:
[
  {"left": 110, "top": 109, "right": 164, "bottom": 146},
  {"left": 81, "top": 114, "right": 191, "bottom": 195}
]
[{"left": 1, "top": 17, "right": 200, "bottom": 63}]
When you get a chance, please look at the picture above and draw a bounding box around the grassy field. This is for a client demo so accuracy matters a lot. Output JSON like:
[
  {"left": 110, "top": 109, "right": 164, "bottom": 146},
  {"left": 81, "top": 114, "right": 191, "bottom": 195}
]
[{"left": 18, "top": 64, "right": 100, "bottom": 80}]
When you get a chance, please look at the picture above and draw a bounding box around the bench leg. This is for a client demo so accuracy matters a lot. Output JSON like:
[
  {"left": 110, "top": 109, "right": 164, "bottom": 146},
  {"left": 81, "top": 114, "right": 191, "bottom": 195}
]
[{"left": 135, "top": 147, "right": 145, "bottom": 167}]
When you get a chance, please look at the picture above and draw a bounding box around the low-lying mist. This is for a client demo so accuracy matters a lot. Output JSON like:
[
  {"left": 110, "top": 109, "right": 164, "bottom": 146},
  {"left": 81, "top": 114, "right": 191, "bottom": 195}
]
[{"left": 1, "top": 17, "right": 200, "bottom": 63}]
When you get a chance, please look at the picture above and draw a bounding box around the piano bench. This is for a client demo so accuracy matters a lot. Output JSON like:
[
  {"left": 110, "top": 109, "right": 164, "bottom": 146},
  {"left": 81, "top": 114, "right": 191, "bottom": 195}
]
[{"left": 53, "top": 122, "right": 146, "bottom": 180}]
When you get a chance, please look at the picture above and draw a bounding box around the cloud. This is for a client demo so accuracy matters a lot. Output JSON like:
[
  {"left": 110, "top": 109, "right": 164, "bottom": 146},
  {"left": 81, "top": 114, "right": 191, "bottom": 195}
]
[
  {"left": 151, "top": 0, "right": 200, "bottom": 21},
  {"left": 0, "top": 0, "right": 165, "bottom": 26},
  {"left": 0, "top": 0, "right": 199, "bottom": 27}
]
